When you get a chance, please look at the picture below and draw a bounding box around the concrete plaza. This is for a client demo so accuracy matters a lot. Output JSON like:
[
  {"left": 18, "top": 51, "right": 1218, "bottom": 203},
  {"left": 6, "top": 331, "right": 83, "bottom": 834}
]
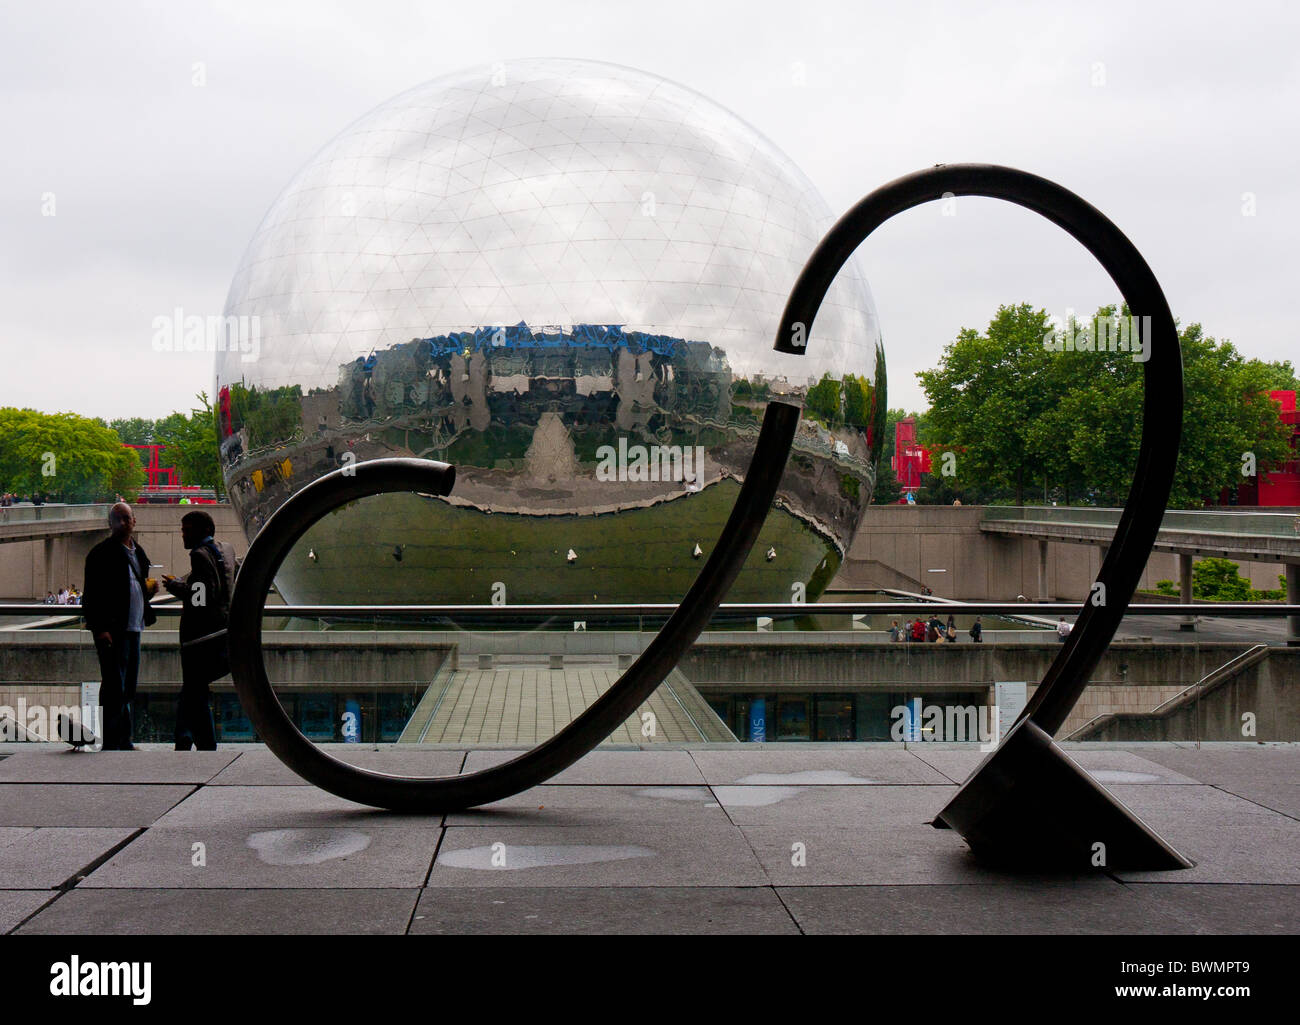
[{"left": 0, "top": 742, "right": 1296, "bottom": 935}]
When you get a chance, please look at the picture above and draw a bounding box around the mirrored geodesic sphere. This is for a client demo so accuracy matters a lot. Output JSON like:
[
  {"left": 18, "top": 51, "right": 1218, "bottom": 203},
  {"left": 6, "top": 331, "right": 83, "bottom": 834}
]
[{"left": 215, "top": 58, "right": 885, "bottom": 606}]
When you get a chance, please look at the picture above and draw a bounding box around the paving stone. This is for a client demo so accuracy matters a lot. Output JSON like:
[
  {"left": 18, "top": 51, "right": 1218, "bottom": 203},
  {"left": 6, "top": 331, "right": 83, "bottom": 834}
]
[
  {"left": 714, "top": 784, "right": 957, "bottom": 827},
  {"left": 0, "top": 750, "right": 239, "bottom": 784},
  {"left": 0, "top": 827, "right": 137, "bottom": 888},
  {"left": 1107, "top": 784, "right": 1300, "bottom": 883},
  {"left": 740, "top": 822, "right": 1118, "bottom": 886},
  {"left": 690, "top": 748, "right": 948, "bottom": 785},
  {"left": 149, "top": 785, "right": 439, "bottom": 829},
  {"left": 912, "top": 747, "right": 1201, "bottom": 786},
  {"left": 430, "top": 822, "right": 766, "bottom": 887},
  {"left": 209, "top": 748, "right": 467, "bottom": 785},
  {"left": 461, "top": 748, "right": 706, "bottom": 784},
  {"left": 1125, "top": 744, "right": 1300, "bottom": 786},
  {"left": 1118, "top": 883, "right": 1300, "bottom": 933},
  {"left": 1204, "top": 781, "right": 1300, "bottom": 820},
  {"left": 778, "top": 879, "right": 1189, "bottom": 934},
  {"left": 1057, "top": 749, "right": 1202, "bottom": 784},
  {"left": 81, "top": 826, "right": 441, "bottom": 888},
  {"left": 0, "top": 745, "right": 1293, "bottom": 933},
  {"left": 0, "top": 890, "right": 55, "bottom": 933},
  {"left": 905, "top": 748, "right": 986, "bottom": 783},
  {"left": 17, "top": 888, "right": 421, "bottom": 934},
  {"left": 446, "top": 784, "right": 735, "bottom": 827},
  {"left": 410, "top": 886, "right": 797, "bottom": 934},
  {"left": 0, "top": 784, "right": 193, "bottom": 827}
]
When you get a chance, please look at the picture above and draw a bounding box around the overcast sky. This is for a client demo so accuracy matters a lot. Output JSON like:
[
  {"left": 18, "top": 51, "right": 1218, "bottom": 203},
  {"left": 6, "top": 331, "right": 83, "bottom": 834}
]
[{"left": 1, "top": 0, "right": 1296, "bottom": 421}]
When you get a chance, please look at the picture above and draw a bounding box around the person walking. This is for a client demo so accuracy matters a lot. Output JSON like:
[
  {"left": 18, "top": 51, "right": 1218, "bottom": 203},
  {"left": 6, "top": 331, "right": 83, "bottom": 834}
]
[
  {"left": 82, "top": 503, "right": 158, "bottom": 750},
  {"left": 946, "top": 614, "right": 958, "bottom": 642},
  {"left": 162, "top": 510, "right": 236, "bottom": 751},
  {"left": 1057, "top": 617, "right": 1071, "bottom": 643},
  {"left": 970, "top": 616, "right": 983, "bottom": 643}
]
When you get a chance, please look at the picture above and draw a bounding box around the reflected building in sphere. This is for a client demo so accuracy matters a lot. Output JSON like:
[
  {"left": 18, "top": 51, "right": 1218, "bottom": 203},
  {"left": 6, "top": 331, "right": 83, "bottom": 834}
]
[{"left": 215, "top": 58, "right": 885, "bottom": 606}]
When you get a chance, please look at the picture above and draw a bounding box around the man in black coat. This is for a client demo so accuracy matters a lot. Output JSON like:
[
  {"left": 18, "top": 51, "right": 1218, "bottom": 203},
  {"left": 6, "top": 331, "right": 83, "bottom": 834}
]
[
  {"left": 162, "top": 510, "right": 235, "bottom": 751},
  {"left": 82, "top": 503, "right": 158, "bottom": 750}
]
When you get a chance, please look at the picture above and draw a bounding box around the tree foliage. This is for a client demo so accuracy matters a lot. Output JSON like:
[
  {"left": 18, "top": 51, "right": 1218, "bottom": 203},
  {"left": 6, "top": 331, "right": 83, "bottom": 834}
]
[
  {"left": 154, "top": 393, "right": 223, "bottom": 495},
  {"left": 0, "top": 408, "right": 144, "bottom": 501},
  {"left": 916, "top": 304, "right": 1294, "bottom": 507}
]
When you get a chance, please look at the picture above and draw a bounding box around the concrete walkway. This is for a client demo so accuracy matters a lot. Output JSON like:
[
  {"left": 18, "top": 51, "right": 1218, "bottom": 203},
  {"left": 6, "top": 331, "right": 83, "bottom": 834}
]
[{"left": 0, "top": 742, "right": 1296, "bottom": 934}]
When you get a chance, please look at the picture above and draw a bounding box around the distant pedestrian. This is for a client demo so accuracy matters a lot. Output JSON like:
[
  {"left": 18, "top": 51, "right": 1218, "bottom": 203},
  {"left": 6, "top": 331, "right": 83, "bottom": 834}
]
[
  {"left": 970, "top": 617, "right": 983, "bottom": 643},
  {"left": 946, "top": 614, "right": 958, "bottom": 642},
  {"left": 910, "top": 618, "right": 925, "bottom": 642},
  {"left": 1057, "top": 617, "right": 1071, "bottom": 643}
]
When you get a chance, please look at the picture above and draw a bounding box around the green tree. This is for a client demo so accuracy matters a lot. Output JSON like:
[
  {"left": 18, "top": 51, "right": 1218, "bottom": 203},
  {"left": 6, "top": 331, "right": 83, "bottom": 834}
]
[
  {"left": 803, "top": 373, "right": 842, "bottom": 426},
  {"left": 0, "top": 408, "right": 144, "bottom": 502},
  {"left": 872, "top": 462, "right": 902, "bottom": 504},
  {"left": 1191, "top": 558, "right": 1251, "bottom": 601},
  {"left": 106, "top": 417, "right": 157, "bottom": 446},
  {"left": 154, "top": 393, "right": 223, "bottom": 495},
  {"left": 225, "top": 382, "right": 303, "bottom": 449},
  {"left": 842, "top": 374, "right": 874, "bottom": 428},
  {"left": 918, "top": 305, "right": 1294, "bottom": 508},
  {"left": 918, "top": 304, "right": 1059, "bottom": 504}
]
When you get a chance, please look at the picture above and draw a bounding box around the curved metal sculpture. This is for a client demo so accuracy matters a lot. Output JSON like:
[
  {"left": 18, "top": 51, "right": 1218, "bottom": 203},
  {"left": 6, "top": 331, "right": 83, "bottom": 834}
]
[
  {"left": 227, "top": 406, "right": 800, "bottom": 812},
  {"left": 773, "top": 164, "right": 1190, "bottom": 869},
  {"left": 228, "top": 163, "right": 1191, "bottom": 869}
]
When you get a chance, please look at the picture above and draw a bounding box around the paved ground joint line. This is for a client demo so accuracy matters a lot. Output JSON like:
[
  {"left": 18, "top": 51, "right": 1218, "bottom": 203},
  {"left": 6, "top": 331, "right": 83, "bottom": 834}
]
[
  {"left": 771, "top": 885, "right": 807, "bottom": 935},
  {"left": 1209, "top": 782, "right": 1300, "bottom": 823},
  {"left": 53, "top": 826, "right": 149, "bottom": 892},
  {"left": 406, "top": 827, "right": 448, "bottom": 934},
  {"left": 6, "top": 890, "right": 66, "bottom": 936}
]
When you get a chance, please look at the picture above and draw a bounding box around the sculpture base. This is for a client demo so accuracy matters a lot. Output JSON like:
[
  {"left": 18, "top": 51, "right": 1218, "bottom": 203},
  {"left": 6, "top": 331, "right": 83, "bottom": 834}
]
[{"left": 934, "top": 719, "right": 1194, "bottom": 871}]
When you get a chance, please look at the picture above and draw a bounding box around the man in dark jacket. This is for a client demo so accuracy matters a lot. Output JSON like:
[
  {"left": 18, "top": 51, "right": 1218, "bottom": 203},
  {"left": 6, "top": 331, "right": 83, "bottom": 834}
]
[
  {"left": 82, "top": 503, "right": 158, "bottom": 750},
  {"left": 162, "top": 510, "right": 235, "bottom": 751}
]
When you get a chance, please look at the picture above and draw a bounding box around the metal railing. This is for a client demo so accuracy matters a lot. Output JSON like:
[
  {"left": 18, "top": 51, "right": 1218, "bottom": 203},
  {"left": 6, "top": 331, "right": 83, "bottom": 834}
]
[
  {"left": 1, "top": 600, "right": 1296, "bottom": 620},
  {"left": 983, "top": 504, "right": 1300, "bottom": 539},
  {"left": 1063, "top": 643, "right": 1271, "bottom": 741},
  {"left": 0, "top": 504, "right": 111, "bottom": 525}
]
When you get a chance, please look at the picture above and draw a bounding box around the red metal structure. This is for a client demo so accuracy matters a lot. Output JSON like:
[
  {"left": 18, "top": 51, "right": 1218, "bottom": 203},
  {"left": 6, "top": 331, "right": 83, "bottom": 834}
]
[
  {"left": 892, "top": 417, "right": 931, "bottom": 501},
  {"left": 122, "top": 444, "right": 216, "bottom": 504}
]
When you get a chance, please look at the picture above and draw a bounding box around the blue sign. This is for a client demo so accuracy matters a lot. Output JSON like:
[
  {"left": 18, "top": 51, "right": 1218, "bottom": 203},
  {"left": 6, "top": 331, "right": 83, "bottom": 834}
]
[
  {"left": 902, "top": 697, "right": 922, "bottom": 742},
  {"left": 748, "top": 697, "right": 766, "bottom": 742},
  {"left": 342, "top": 699, "right": 361, "bottom": 743}
]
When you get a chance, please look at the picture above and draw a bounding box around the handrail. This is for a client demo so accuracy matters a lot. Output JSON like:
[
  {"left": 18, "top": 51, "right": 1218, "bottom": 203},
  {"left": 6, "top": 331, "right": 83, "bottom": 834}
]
[
  {"left": 1062, "top": 643, "right": 1270, "bottom": 739},
  {"left": 1148, "top": 643, "right": 1270, "bottom": 715},
  {"left": 0, "top": 601, "right": 1296, "bottom": 618}
]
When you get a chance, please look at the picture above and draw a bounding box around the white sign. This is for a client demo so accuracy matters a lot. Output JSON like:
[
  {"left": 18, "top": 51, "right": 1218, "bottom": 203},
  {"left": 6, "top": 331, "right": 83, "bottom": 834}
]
[
  {"left": 995, "top": 682, "right": 1028, "bottom": 741},
  {"left": 80, "top": 681, "right": 101, "bottom": 740}
]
